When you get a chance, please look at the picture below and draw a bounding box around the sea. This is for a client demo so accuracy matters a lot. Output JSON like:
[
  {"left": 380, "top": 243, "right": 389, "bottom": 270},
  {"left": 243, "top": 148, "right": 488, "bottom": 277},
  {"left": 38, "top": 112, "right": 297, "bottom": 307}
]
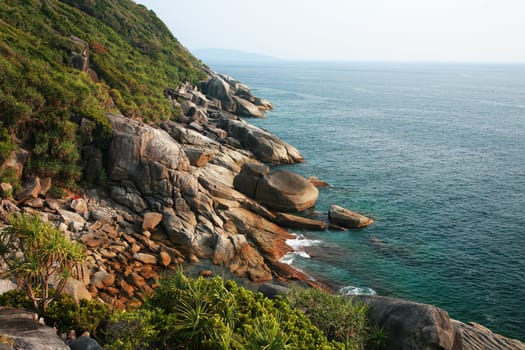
[{"left": 208, "top": 61, "right": 525, "bottom": 341}]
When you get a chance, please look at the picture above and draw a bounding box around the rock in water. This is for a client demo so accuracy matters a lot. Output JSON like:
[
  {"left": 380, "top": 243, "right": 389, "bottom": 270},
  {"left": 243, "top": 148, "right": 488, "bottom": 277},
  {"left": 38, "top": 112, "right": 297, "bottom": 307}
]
[
  {"left": 328, "top": 204, "right": 373, "bottom": 228},
  {"left": 255, "top": 170, "right": 319, "bottom": 212}
]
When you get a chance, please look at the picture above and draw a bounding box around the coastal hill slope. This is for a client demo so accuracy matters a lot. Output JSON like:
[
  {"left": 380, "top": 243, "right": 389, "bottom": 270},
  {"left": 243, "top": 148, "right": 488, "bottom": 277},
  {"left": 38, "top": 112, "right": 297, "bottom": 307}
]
[
  {"left": 0, "top": 0, "right": 206, "bottom": 187},
  {"left": 1, "top": 1, "right": 524, "bottom": 349}
]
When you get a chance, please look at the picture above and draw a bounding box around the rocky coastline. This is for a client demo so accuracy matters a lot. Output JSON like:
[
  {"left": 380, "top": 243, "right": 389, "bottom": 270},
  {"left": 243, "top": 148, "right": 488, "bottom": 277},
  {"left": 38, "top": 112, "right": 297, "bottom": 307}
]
[{"left": 1, "top": 71, "right": 523, "bottom": 349}]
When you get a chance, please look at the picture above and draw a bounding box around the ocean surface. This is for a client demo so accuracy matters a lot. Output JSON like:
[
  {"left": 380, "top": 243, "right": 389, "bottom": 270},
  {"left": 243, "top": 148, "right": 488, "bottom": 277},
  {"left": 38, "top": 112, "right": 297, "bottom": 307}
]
[{"left": 209, "top": 61, "right": 525, "bottom": 341}]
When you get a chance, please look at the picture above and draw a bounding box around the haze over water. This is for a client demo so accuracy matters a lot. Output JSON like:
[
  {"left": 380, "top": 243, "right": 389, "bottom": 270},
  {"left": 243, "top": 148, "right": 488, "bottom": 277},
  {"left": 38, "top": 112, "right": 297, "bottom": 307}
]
[{"left": 210, "top": 61, "right": 525, "bottom": 340}]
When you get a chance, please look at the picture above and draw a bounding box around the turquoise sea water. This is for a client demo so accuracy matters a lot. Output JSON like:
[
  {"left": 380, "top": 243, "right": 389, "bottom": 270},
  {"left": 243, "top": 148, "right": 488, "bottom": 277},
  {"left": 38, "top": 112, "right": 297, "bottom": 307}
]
[{"left": 210, "top": 62, "right": 525, "bottom": 340}]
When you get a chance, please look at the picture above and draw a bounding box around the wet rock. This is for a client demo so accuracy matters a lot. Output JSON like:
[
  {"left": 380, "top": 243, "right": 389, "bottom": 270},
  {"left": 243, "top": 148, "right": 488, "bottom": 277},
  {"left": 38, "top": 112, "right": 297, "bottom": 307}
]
[
  {"left": 255, "top": 171, "right": 319, "bottom": 212},
  {"left": 308, "top": 176, "right": 330, "bottom": 187},
  {"left": 328, "top": 204, "right": 373, "bottom": 228}
]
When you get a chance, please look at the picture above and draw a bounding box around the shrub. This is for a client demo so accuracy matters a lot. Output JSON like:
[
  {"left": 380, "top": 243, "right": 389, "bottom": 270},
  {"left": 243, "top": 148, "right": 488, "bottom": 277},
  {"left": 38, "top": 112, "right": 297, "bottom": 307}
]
[
  {"left": 104, "top": 271, "right": 342, "bottom": 349},
  {"left": 44, "top": 294, "right": 111, "bottom": 338},
  {"left": 288, "top": 287, "right": 372, "bottom": 349},
  {"left": 0, "top": 213, "right": 85, "bottom": 311}
]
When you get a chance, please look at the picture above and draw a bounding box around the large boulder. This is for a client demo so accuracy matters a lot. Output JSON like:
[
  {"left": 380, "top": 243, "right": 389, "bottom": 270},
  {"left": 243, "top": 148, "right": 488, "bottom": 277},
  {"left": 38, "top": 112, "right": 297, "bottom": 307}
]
[
  {"left": 217, "top": 118, "right": 304, "bottom": 164},
  {"left": 356, "top": 295, "right": 462, "bottom": 350},
  {"left": 254, "top": 170, "right": 319, "bottom": 212},
  {"left": 328, "top": 204, "right": 373, "bottom": 228},
  {"left": 202, "top": 76, "right": 235, "bottom": 112},
  {"left": 233, "top": 162, "right": 269, "bottom": 198}
]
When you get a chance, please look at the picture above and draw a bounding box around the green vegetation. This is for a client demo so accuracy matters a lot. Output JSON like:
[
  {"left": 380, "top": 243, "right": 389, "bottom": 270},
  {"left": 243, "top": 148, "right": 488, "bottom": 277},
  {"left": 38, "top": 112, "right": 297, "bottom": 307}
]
[
  {"left": 0, "top": 213, "right": 85, "bottom": 311},
  {"left": 103, "top": 271, "right": 383, "bottom": 350},
  {"left": 0, "top": 268, "right": 384, "bottom": 349},
  {"left": 0, "top": 0, "right": 206, "bottom": 187}
]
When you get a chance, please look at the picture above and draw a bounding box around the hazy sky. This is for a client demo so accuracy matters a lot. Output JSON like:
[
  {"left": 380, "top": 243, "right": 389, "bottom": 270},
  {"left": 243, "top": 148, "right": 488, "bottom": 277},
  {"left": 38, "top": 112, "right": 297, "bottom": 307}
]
[{"left": 137, "top": 0, "right": 525, "bottom": 62}]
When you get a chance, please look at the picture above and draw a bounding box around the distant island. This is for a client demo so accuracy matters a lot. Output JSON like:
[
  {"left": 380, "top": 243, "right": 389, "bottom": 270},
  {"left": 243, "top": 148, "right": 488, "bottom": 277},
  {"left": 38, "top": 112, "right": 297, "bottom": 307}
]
[{"left": 193, "top": 48, "right": 283, "bottom": 63}]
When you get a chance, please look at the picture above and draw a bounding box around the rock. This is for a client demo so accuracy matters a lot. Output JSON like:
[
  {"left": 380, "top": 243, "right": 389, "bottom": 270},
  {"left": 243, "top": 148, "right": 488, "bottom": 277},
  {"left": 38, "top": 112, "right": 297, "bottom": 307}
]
[
  {"left": 70, "top": 198, "right": 88, "bottom": 213},
  {"left": 90, "top": 270, "right": 115, "bottom": 289},
  {"left": 109, "top": 186, "right": 148, "bottom": 213},
  {"left": 451, "top": 320, "right": 525, "bottom": 350},
  {"left": 0, "top": 307, "right": 70, "bottom": 350},
  {"left": 133, "top": 253, "right": 157, "bottom": 265},
  {"left": 199, "top": 270, "right": 213, "bottom": 277},
  {"left": 233, "top": 162, "right": 269, "bottom": 198},
  {"left": 69, "top": 335, "right": 103, "bottom": 350},
  {"left": 217, "top": 117, "right": 303, "bottom": 164},
  {"left": 142, "top": 212, "right": 163, "bottom": 231},
  {"left": 39, "top": 177, "right": 52, "bottom": 196},
  {"left": 356, "top": 295, "right": 462, "bottom": 350},
  {"left": 57, "top": 208, "right": 86, "bottom": 226},
  {"left": 60, "top": 277, "right": 92, "bottom": 303},
  {"left": 26, "top": 198, "right": 44, "bottom": 208},
  {"left": 273, "top": 212, "right": 327, "bottom": 230},
  {"left": 258, "top": 283, "right": 290, "bottom": 299},
  {"left": 233, "top": 96, "right": 265, "bottom": 118},
  {"left": 308, "top": 176, "right": 330, "bottom": 187},
  {"left": 202, "top": 75, "right": 236, "bottom": 112},
  {"left": 328, "top": 205, "right": 373, "bottom": 228},
  {"left": 0, "top": 183, "right": 13, "bottom": 198},
  {"left": 255, "top": 170, "right": 319, "bottom": 212},
  {"left": 159, "top": 251, "right": 171, "bottom": 266},
  {"left": 0, "top": 279, "right": 17, "bottom": 294},
  {"left": 16, "top": 177, "right": 41, "bottom": 203},
  {"left": 255, "top": 97, "right": 274, "bottom": 111},
  {"left": 184, "top": 147, "right": 215, "bottom": 167}
]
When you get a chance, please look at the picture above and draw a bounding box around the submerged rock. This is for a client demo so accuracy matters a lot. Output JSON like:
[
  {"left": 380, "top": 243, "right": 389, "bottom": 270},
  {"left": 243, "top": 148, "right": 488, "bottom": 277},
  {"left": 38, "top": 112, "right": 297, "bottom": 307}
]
[{"left": 328, "top": 204, "right": 373, "bottom": 228}]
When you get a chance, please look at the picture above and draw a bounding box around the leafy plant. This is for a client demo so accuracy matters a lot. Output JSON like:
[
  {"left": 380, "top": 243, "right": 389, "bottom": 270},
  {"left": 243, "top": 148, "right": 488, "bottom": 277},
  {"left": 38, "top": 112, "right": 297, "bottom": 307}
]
[
  {"left": 44, "top": 294, "right": 111, "bottom": 338},
  {"left": 0, "top": 213, "right": 85, "bottom": 311},
  {"left": 288, "top": 287, "right": 374, "bottom": 349}
]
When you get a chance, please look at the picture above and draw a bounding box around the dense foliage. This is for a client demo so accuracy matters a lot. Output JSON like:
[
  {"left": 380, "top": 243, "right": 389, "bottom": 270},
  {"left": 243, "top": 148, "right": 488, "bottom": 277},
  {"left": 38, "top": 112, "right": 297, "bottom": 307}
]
[
  {"left": 102, "top": 271, "right": 382, "bottom": 350},
  {"left": 0, "top": 0, "right": 206, "bottom": 187}
]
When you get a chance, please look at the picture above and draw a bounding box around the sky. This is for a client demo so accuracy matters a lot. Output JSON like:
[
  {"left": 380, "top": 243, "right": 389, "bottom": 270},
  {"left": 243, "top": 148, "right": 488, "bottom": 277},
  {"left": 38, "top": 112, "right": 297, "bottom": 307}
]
[{"left": 136, "top": 0, "right": 525, "bottom": 63}]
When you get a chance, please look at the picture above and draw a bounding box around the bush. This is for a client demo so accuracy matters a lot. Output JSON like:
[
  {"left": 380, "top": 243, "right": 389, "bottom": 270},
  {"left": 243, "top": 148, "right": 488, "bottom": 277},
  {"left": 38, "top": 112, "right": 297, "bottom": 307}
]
[
  {"left": 44, "top": 294, "right": 111, "bottom": 338},
  {"left": 0, "top": 213, "right": 85, "bottom": 311},
  {"left": 288, "top": 288, "right": 386, "bottom": 349},
  {"left": 104, "top": 271, "right": 342, "bottom": 350}
]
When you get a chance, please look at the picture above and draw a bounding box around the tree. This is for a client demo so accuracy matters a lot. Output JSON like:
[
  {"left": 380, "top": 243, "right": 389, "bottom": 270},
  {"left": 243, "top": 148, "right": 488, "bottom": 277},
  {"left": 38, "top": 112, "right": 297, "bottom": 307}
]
[{"left": 0, "top": 213, "right": 85, "bottom": 311}]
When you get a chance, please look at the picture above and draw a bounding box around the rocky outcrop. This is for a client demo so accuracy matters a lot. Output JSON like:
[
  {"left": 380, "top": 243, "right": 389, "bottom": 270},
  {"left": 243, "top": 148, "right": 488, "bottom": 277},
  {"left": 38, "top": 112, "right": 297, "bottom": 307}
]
[
  {"left": 0, "top": 307, "right": 69, "bottom": 350},
  {"left": 328, "top": 204, "right": 373, "bottom": 228},
  {"left": 217, "top": 117, "right": 304, "bottom": 164},
  {"left": 452, "top": 320, "right": 525, "bottom": 350},
  {"left": 356, "top": 295, "right": 462, "bottom": 350},
  {"left": 357, "top": 295, "right": 525, "bottom": 350},
  {"left": 202, "top": 73, "right": 272, "bottom": 118},
  {"left": 255, "top": 171, "right": 319, "bottom": 212}
]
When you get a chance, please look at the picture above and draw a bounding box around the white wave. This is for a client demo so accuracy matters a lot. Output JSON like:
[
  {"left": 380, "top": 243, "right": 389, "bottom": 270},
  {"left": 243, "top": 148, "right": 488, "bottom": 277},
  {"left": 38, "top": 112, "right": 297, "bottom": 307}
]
[
  {"left": 285, "top": 236, "right": 322, "bottom": 250},
  {"left": 339, "top": 285, "right": 377, "bottom": 296}
]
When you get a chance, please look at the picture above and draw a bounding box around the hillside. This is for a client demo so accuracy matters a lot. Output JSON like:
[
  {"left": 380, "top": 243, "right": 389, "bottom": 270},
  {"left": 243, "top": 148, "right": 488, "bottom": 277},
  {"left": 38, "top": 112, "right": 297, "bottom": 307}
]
[{"left": 0, "top": 0, "right": 206, "bottom": 188}]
